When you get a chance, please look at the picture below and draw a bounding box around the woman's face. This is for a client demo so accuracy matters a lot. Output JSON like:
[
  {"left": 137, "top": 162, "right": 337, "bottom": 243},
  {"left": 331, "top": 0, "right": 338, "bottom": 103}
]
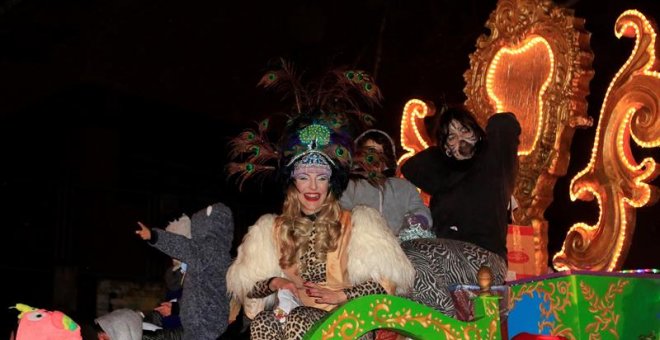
[
  {"left": 293, "top": 166, "right": 330, "bottom": 215},
  {"left": 444, "top": 119, "right": 477, "bottom": 160}
]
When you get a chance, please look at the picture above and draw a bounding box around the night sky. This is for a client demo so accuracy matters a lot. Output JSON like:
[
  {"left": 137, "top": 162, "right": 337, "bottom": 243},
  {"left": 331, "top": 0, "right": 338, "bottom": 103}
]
[{"left": 0, "top": 0, "right": 659, "bottom": 335}]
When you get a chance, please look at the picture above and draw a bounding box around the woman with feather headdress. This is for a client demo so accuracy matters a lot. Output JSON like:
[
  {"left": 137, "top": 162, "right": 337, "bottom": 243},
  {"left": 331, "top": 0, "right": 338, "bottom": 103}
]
[{"left": 225, "top": 60, "right": 415, "bottom": 340}]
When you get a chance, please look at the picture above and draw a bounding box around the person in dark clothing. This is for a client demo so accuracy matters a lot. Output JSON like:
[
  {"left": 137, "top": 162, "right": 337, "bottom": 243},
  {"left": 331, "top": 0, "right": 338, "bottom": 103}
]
[
  {"left": 140, "top": 262, "right": 185, "bottom": 340},
  {"left": 399, "top": 106, "right": 520, "bottom": 316},
  {"left": 136, "top": 202, "right": 234, "bottom": 340},
  {"left": 154, "top": 214, "right": 191, "bottom": 332},
  {"left": 155, "top": 263, "right": 184, "bottom": 330}
]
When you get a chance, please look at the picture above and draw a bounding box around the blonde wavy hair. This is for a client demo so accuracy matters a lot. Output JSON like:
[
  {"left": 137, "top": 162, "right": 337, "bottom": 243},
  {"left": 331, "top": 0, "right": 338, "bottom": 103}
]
[{"left": 275, "top": 185, "right": 343, "bottom": 270}]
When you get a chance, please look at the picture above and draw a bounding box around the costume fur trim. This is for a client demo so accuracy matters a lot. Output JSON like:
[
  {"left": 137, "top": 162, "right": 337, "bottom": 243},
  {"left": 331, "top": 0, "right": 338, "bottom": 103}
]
[
  {"left": 347, "top": 205, "right": 415, "bottom": 294},
  {"left": 226, "top": 214, "right": 280, "bottom": 306},
  {"left": 226, "top": 206, "right": 416, "bottom": 316},
  {"left": 165, "top": 214, "right": 192, "bottom": 239}
]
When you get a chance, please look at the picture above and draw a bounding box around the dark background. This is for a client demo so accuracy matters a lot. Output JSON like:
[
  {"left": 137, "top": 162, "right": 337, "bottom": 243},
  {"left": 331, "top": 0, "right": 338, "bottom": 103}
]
[{"left": 0, "top": 0, "right": 658, "bottom": 336}]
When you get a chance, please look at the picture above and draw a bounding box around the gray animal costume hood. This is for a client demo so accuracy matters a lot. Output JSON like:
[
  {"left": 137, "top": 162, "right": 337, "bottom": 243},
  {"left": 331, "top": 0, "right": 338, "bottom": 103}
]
[{"left": 148, "top": 202, "right": 234, "bottom": 340}]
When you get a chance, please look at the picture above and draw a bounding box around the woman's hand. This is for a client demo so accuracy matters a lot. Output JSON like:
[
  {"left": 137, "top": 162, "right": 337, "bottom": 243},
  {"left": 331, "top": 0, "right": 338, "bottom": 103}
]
[
  {"left": 154, "top": 301, "right": 172, "bottom": 317},
  {"left": 135, "top": 221, "right": 152, "bottom": 240},
  {"left": 303, "top": 282, "right": 347, "bottom": 305},
  {"left": 269, "top": 277, "right": 300, "bottom": 300}
]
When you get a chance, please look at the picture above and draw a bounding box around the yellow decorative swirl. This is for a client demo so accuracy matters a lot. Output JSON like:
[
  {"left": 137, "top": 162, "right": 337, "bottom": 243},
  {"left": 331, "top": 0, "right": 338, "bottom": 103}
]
[
  {"left": 370, "top": 302, "right": 463, "bottom": 339},
  {"left": 485, "top": 36, "right": 554, "bottom": 156},
  {"left": 397, "top": 98, "right": 436, "bottom": 206},
  {"left": 580, "top": 279, "right": 629, "bottom": 339},
  {"left": 321, "top": 310, "right": 363, "bottom": 340},
  {"left": 554, "top": 10, "right": 660, "bottom": 271},
  {"left": 313, "top": 295, "right": 502, "bottom": 340},
  {"left": 512, "top": 281, "right": 576, "bottom": 339},
  {"left": 484, "top": 299, "right": 501, "bottom": 339},
  {"left": 397, "top": 99, "right": 435, "bottom": 166}
]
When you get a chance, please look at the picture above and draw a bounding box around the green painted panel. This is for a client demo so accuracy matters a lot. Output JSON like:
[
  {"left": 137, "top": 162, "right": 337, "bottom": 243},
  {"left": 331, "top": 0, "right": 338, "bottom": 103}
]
[
  {"left": 304, "top": 294, "right": 502, "bottom": 340},
  {"left": 508, "top": 272, "right": 660, "bottom": 339}
]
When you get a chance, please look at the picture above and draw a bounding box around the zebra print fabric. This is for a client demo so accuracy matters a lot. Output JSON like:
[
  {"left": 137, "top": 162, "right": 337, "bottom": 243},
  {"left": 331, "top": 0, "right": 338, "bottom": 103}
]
[{"left": 400, "top": 238, "right": 507, "bottom": 317}]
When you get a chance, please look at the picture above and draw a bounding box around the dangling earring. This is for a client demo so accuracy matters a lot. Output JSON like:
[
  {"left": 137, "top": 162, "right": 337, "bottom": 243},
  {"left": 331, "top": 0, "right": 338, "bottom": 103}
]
[{"left": 445, "top": 148, "right": 452, "bottom": 157}]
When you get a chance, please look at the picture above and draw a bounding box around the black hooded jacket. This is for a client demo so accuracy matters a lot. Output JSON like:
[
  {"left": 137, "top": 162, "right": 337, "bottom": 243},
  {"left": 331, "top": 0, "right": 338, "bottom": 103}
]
[{"left": 401, "top": 112, "right": 520, "bottom": 259}]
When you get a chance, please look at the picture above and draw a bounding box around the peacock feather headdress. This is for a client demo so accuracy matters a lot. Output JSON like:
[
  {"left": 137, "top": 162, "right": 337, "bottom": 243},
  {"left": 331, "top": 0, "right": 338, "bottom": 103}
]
[{"left": 227, "top": 59, "right": 382, "bottom": 196}]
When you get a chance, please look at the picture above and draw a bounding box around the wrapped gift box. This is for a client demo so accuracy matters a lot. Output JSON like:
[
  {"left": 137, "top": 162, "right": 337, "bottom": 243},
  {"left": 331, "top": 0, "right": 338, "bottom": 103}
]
[{"left": 506, "top": 224, "right": 536, "bottom": 280}]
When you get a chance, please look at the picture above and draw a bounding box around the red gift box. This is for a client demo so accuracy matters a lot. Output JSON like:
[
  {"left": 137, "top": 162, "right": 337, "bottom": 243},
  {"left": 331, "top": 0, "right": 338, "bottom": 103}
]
[{"left": 506, "top": 225, "right": 536, "bottom": 280}]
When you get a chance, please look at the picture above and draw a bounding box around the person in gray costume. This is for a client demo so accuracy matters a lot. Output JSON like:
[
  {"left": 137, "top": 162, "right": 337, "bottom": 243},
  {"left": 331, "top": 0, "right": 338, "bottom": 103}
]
[
  {"left": 136, "top": 202, "right": 233, "bottom": 340},
  {"left": 340, "top": 129, "right": 433, "bottom": 241}
]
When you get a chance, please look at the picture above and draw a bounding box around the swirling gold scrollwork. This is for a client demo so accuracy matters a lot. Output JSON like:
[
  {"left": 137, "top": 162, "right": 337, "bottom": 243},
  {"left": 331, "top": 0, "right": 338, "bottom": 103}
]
[
  {"left": 580, "top": 279, "right": 629, "bottom": 339},
  {"left": 320, "top": 310, "right": 364, "bottom": 340},
  {"left": 397, "top": 99, "right": 435, "bottom": 166},
  {"left": 483, "top": 299, "right": 501, "bottom": 339},
  {"left": 370, "top": 301, "right": 464, "bottom": 338},
  {"left": 539, "top": 281, "right": 575, "bottom": 338},
  {"left": 397, "top": 99, "right": 436, "bottom": 205},
  {"left": 464, "top": 0, "right": 594, "bottom": 276},
  {"left": 553, "top": 10, "right": 660, "bottom": 271},
  {"left": 321, "top": 298, "right": 473, "bottom": 339},
  {"left": 511, "top": 280, "right": 575, "bottom": 339},
  {"left": 309, "top": 295, "right": 502, "bottom": 340}
]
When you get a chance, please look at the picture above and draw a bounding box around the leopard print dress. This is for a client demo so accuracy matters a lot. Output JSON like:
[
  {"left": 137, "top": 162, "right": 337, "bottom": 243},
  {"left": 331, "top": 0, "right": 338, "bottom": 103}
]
[{"left": 247, "top": 228, "right": 385, "bottom": 340}]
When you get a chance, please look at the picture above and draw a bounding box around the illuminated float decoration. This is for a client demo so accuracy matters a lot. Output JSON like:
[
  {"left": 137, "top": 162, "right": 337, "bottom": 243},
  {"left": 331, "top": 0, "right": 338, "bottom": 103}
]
[
  {"left": 398, "top": 99, "right": 434, "bottom": 166},
  {"left": 303, "top": 5, "right": 660, "bottom": 340},
  {"left": 398, "top": 99, "right": 435, "bottom": 205},
  {"left": 399, "top": 1, "right": 660, "bottom": 272},
  {"left": 400, "top": 0, "right": 596, "bottom": 274},
  {"left": 553, "top": 10, "right": 660, "bottom": 271},
  {"left": 464, "top": 0, "right": 600, "bottom": 275}
]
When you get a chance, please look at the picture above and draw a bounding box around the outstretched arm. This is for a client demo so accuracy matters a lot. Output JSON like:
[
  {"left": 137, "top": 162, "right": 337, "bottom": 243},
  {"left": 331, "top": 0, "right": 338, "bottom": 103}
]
[
  {"left": 136, "top": 222, "right": 197, "bottom": 262},
  {"left": 147, "top": 228, "right": 197, "bottom": 263},
  {"left": 136, "top": 221, "right": 152, "bottom": 240}
]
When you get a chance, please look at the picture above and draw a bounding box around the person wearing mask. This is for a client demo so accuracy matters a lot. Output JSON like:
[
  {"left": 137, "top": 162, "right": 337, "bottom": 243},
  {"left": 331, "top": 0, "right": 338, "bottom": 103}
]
[{"left": 400, "top": 106, "right": 520, "bottom": 316}]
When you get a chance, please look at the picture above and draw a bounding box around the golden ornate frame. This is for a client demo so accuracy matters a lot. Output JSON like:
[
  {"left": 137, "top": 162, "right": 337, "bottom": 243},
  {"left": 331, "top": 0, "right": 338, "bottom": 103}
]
[
  {"left": 463, "top": 0, "right": 594, "bottom": 275},
  {"left": 553, "top": 10, "right": 660, "bottom": 271},
  {"left": 397, "top": 2, "right": 659, "bottom": 272}
]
